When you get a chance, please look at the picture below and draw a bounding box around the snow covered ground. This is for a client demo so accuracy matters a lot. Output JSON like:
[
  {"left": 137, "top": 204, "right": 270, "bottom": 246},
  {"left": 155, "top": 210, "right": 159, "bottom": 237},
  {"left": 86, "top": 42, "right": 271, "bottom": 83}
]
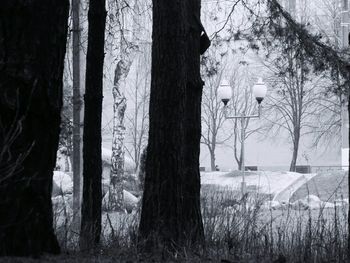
[
  {"left": 200, "top": 171, "right": 314, "bottom": 199},
  {"left": 201, "top": 171, "right": 349, "bottom": 210}
]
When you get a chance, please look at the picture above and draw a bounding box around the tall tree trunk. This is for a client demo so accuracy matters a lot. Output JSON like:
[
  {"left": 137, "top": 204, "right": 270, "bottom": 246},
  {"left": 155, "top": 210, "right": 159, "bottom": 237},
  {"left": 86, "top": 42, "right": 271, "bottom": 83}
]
[
  {"left": 0, "top": 0, "right": 69, "bottom": 256},
  {"left": 139, "top": 0, "right": 204, "bottom": 251},
  {"left": 80, "top": 0, "right": 106, "bottom": 251},
  {"left": 348, "top": 85, "right": 350, "bottom": 258},
  {"left": 109, "top": 0, "right": 139, "bottom": 210},
  {"left": 109, "top": 60, "right": 128, "bottom": 211},
  {"left": 72, "top": 0, "right": 83, "bottom": 231},
  {"left": 182, "top": 0, "right": 205, "bottom": 245}
]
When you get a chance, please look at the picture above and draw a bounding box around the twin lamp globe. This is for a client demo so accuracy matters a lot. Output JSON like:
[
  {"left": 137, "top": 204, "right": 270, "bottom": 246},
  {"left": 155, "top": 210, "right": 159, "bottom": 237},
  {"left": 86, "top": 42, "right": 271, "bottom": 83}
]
[{"left": 217, "top": 78, "right": 268, "bottom": 106}]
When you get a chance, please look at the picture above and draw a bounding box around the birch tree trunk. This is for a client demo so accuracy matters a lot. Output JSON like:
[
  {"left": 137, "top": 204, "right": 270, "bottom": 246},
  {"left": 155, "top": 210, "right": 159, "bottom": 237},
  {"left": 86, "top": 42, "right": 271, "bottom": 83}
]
[
  {"left": 108, "top": 0, "right": 139, "bottom": 211},
  {"left": 109, "top": 59, "right": 129, "bottom": 211}
]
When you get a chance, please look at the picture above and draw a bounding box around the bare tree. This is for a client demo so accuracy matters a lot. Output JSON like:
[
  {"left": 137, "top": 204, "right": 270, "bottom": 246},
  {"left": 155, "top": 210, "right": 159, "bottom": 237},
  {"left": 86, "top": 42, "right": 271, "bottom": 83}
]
[
  {"left": 256, "top": 0, "right": 344, "bottom": 171},
  {"left": 200, "top": 53, "right": 230, "bottom": 171},
  {"left": 262, "top": 52, "right": 328, "bottom": 171},
  {"left": 125, "top": 45, "right": 150, "bottom": 173},
  {"left": 309, "top": 91, "right": 342, "bottom": 148},
  {"left": 307, "top": 0, "right": 344, "bottom": 147},
  {"left": 227, "top": 63, "right": 262, "bottom": 170}
]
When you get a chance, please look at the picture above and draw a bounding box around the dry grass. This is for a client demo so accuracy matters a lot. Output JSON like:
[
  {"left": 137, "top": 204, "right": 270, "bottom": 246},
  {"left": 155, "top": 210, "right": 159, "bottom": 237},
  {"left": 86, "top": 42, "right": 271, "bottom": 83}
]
[{"left": 42, "top": 182, "right": 349, "bottom": 262}]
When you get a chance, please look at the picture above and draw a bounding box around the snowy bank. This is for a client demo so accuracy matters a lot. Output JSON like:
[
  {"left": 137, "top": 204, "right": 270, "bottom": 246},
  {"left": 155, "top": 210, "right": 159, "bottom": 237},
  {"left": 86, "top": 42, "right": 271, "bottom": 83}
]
[
  {"left": 52, "top": 171, "right": 73, "bottom": 196},
  {"left": 201, "top": 171, "right": 313, "bottom": 199},
  {"left": 263, "top": 195, "right": 349, "bottom": 210}
]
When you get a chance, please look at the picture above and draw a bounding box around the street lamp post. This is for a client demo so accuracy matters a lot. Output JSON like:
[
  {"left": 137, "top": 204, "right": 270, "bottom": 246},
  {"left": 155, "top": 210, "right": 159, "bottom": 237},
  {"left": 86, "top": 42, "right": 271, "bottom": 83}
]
[{"left": 218, "top": 78, "right": 267, "bottom": 194}]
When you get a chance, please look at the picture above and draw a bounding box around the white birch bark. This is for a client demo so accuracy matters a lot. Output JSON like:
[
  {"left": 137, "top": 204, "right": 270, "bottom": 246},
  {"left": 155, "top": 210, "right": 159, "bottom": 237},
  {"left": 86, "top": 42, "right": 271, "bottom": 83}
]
[
  {"left": 108, "top": 59, "right": 130, "bottom": 211},
  {"left": 108, "top": 0, "right": 139, "bottom": 211}
]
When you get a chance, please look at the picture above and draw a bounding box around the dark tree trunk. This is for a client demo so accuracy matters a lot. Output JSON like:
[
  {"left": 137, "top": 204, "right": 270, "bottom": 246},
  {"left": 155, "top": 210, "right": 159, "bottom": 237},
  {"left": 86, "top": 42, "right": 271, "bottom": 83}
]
[
  {"left": 210, "top": 149, "right": 216, "bottom": 171},
  {"left": 347, "top": 68, "right": 350, "bottom": 259},
  {"left": 183, "top": 0, "right": 205, "bottom": 245},
  {"left": 348, "top": 93, "right": 350, "bottom": 259},
  {"left": 139, "top": 0, "right": 204, "bottom": 251},
  {"left": 0, "top": 0, "right": 69, "bottom": 256},
  {"left": 239, "top": 144, "right": 243, "bottom": 171},
  {"left": 80, "top": 0, "right": 106, "bottom": 251},
  {"left": 290, "top": 130, "right": 300, "bottom": 172}
]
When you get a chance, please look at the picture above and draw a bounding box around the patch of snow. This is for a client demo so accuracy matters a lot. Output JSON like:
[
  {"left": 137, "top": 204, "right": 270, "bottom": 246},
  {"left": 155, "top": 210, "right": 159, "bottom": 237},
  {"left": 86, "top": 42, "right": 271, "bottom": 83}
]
[
  {"left": 334, "top": 198, "right": 349, "bottom": 205},
  {"left": 302, "top": 195, "right": 322, "bottom": 209},
  {"left": 273, "top": 173, "right": 317, "bottom": 202},
  {"left": 263, "top": 200, "right": 282, "bottom": 210},
  {"left": 290, "top": 195, "right": 349, "bottom": 210},
  {"left": 102, "top": 189, "right": 139, "bottom": 212},
  {"left": 323, "top": 202, "right": 335, "bottom": 209},
  {"left": 52, "top": 171, "right": 73, "bottom": 196},
  {"left": 124, "top": 190, "right": 139, "bottom": 208},
  {"left": 263, "top": 195, "right": 349, "bottom": 211},
  {"left": 201, "top": 171, "right": 307, "bottom": 197}
]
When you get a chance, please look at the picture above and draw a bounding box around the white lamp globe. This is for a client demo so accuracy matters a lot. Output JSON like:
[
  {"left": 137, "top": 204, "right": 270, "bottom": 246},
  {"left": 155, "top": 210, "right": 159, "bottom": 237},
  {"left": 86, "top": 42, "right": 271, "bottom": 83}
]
[
  {"left": 253, "top": 78, "right": 267, "bottom": 104},
  {"left": 218, "top": 79, "right": 232, "bottom": 105}
]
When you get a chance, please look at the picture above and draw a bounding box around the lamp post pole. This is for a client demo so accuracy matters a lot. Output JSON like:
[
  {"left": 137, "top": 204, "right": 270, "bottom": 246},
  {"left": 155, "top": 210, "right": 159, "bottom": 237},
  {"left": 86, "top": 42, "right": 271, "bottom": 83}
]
[
  {"left": 223, "top": 104, "right": 262, "bottom": 194},
  {"left": 218, "top": 78, "right": 267, "bottom": 195},
  {"left": 241, "top": 117, "right": 245, "bottom": 193}
]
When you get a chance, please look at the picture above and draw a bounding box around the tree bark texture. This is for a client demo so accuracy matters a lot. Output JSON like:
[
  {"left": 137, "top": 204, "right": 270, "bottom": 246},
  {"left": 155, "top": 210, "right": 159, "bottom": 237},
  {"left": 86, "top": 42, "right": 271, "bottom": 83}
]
[
  {"left": 72, "top": 0, "right": 83, "bottom": 231},
  {"left": 139, "top": 0, "right": 204, "bottom": 251},
  {"left": 109, "top": 0, "right": 139, "bottom": 211},
  {"left": 182, "top": 0, "right": 205, "bottom": 244},
  {"left": 348, "top": 86, "right": 350, "bottom": 258},
  {"left": 80, "top": 0, "right": 106, "bottom": 251},
  {"left": 0, "top": 0, "right": 69, "bottom": 256},
  {"left": 109, "top": 60, "right": 129, "bottom": 211}
]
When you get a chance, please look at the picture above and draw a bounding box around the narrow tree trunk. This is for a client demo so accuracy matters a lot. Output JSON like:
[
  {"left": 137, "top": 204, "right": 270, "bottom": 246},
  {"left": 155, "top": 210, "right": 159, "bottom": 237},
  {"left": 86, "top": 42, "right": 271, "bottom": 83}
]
[
  {"left": 210, "top": 149, "right": 216, "bottom": 171},
  {"left": 239, "top": 140, "right": 244, "bottom": 171},
  {"left": 233, "top": 120, "right": 242, "bottom": 170},
  {"left": 290, "top": 132, "right": 300, "bottom": 172},
  {"left": 109, "top": 0, "right": 139, "bottom": 210},
  {"left": 109, "top": 61, "right": 128, "bottom": 211},
  {"left": 0, "top": 0, "right": 69, "bottom": 256},
  {"left": 139, "top": 0, "right": 204, "bottom": 251},
  {"left": 80, "top": 0, "right": 106, "bottom": 251},
  {"left": 72, "top": 0, "right": 83, "bottom": 231}
]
